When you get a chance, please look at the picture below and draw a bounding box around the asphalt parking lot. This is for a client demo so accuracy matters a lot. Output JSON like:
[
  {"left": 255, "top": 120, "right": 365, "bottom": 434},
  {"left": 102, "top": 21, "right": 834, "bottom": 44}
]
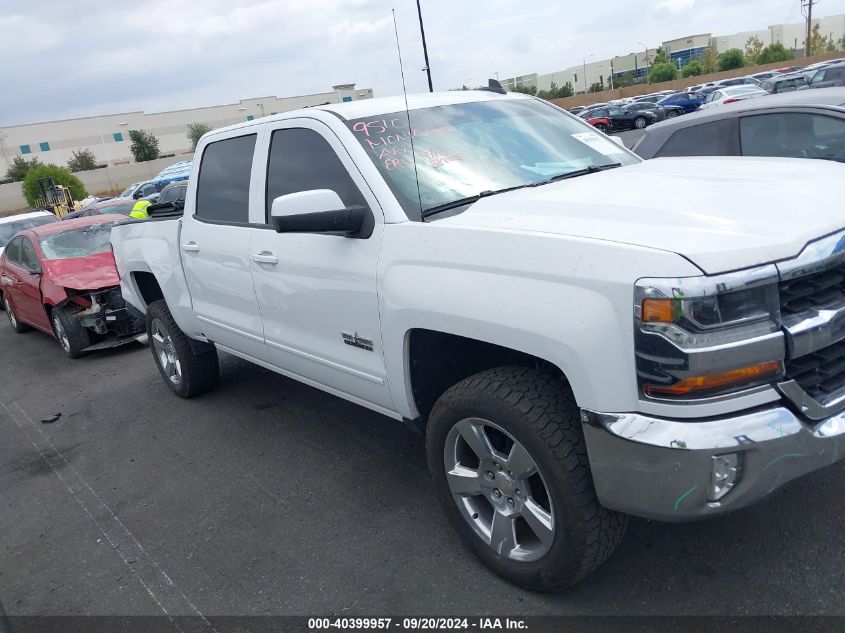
[
  {"left": 2, "top": 322, "right": 845, "bottom": 619},
  {"left": 614, "top": 129, "right": 645, "bottom": 148}
]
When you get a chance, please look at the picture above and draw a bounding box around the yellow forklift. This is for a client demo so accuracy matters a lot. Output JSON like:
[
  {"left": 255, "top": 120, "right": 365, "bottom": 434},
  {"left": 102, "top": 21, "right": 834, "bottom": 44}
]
[{"left": 33, "top": 177, "right": 81, "bottom": 218}]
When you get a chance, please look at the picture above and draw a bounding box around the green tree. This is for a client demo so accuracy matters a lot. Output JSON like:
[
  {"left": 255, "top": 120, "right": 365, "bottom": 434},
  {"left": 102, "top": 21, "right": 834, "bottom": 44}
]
[
  {"left": 808, "top": 23, "right": 829, "bottom": 56},
  {"left": 128, "top": 129, "right": 160, "bottom": 162},
  {"left": 757, "top": 43, "right": 794, "bottom": 65},
  {"left": 717, "top": 48, "right": 745, "bottom": 71},
  {"left": 615, "top": 70, "right": 638, "bottom": 88},
  {"left": 826, "top": 36, "right": 836, "bottom": 53},
  {"left": 681, "top": 59, "right": 703, "bottom": 77},
  {"left": 839, "top": 36, "right": 845, "bottom": 50},
  {"left": 744, "top": 36, "right": 764, "bottom": 65},
  {"left": 66, "top": 148, "right": 98, "bottom": 173},
  {"left": 652, "top": 47, "right": 669, "bottom": 65},
  {"left": 648, "top": 62, "right": 678, "bottom": 83},
  {"left": 701, "top": 46, "right": 718, "bottom": 73},
  {"left": 537, "top": 81, "right": 575, "bottom": 100},
  {"left": 509, "top": 84, "right": 537, "bottom": 95},
  {"left": 186, "top": 122, "right": 212, "bottom": 151},
  {"left": 22, "top": 164, "right": 87, "bottom": 207},
  {"left": 5, "top": 156, "right": 41, "bottom": 182},
  {"left": 588, "top": 81, "right": 604, "bottom": 93}
]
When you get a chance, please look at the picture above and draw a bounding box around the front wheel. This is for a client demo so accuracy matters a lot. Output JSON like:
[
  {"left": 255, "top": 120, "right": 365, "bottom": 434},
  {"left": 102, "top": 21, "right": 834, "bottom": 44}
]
[
  {"left": 426, "top": 367, "right": 626, "bottom": 591},
  {"left": 633, "top": 116, "right": 647, "bottom": 129},
  {"left": 4, "top": 293, "right": 30, "bottom": 333},
  {"left": 666, "top": 110, "right": 679, "bottom": 118},
  {"left": 594, "top": 123, "right": 608, "bottom": 134},
  {"left": 52, "top": 306, "right": 91, "bottom": 358},
  {"left": 146, "top": 299, "right": 219, "bottom": 398}
]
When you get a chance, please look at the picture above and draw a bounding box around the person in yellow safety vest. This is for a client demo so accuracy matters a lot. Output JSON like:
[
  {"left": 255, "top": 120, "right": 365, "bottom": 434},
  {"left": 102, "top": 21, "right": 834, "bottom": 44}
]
[{"left": 129, "top": 199, "right": 151, "bottom": 220}]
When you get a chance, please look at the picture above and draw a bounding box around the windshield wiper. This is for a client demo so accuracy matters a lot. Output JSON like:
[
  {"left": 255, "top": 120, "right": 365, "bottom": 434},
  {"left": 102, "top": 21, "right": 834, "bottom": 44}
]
[
  {"left": 421, "top": 184, "right": 533, "bottom": 220},
  {"left": 535, "top": 162, "right": 623, "bottom": 185}
]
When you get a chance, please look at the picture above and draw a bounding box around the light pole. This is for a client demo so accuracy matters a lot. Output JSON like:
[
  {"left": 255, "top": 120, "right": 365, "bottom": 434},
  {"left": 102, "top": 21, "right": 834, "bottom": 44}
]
[
  {"left": 609, "top": 59, "right": 615, "bottom": 90},
  {"left": 638, "top": 42, "right": 649, "bottom": 83},
  {"left": 582, "top": 54, "right": 593, "bottom": 93}
]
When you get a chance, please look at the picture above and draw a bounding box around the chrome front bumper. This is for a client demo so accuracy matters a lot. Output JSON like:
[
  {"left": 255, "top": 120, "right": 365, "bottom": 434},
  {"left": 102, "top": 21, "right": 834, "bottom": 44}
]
[{"left": 581, "top": 405, "right": 845, "bottom": 521}]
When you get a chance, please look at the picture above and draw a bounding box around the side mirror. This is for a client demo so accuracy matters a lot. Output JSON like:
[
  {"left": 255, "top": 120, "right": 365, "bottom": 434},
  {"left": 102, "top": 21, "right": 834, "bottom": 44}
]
[
  {"left": 270, "top": 190, "right": 370, "bottom": 237},
  {"left": 609, "top": 136, "right": 626, "bottom": 149}
]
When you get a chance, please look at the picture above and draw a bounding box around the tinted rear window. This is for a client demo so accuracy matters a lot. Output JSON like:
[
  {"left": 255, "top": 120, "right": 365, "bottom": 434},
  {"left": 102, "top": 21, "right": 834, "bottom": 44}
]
[
  {"left": 196, "top": 134, "right": 256, "bottom": 223},
  {"left": 656, "top": 119, "right": 736, "bottom": 157},
  {"left": 0, "top": 214, "right": 58, "bottom": 245}
]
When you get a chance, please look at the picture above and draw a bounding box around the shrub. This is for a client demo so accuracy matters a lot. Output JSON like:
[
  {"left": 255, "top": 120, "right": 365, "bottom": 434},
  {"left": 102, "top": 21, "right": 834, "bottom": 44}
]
[
  {"left": 186, "top": 123, "right": 212, "bottom": 151},
  {"left": 6, "top": 156, "right": 41, "bottom": 182},
  {"left": 648, "top": 62, "right": 678, "bottom": 83},
  {"left": 757, "top": 43, "right": 794, "bottom": 65},
  {"left": 717, "top": 48, "right": 745, "bottom": 71},
  {"left": 67, "top": 148, "right": 98, "bottom": 172},
  {"left": 681, "top": 60, "right": 703, "bottom": 77},
  {"left": 128, "top": 129, "right": 160, "bottom": 162},
  {"left": 22, "top": 164, "right": 88, "bottom": 207}
]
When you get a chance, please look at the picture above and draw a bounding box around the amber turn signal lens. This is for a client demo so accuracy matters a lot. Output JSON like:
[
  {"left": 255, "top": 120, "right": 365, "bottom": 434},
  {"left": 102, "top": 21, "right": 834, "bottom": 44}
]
[
  {"left": 641, "top": 298, "right": 677, "bottom": 323},
  {"left": 645, "top": 360, "right": 782, "bottom": 397}
]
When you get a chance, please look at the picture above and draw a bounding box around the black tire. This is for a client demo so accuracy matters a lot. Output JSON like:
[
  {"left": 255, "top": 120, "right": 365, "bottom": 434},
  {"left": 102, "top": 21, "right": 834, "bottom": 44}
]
[
  {"left": 146, "top": 299, "right": 219, "bottom": 398},
  {"left": 52, "top": 305, "right": 91, "bottom": 358},
  {"left": 426, "top": 366, "right": 626, "bottom": 591},
  {"left": 633, "top": 116, "right": 647, "bottom": 129},
  {"left": 594, "top": 123, "right": 608, "bottom": 134},
  {"left": 666, "top": 110, "right": 679, "bottom": 118},
  {"left": 3, "top": 293, "right": 31, "bottom": 333}
]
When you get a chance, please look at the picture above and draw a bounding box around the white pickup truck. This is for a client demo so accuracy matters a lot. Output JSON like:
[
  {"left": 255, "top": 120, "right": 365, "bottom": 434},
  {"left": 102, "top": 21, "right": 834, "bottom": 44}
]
[{"left": 111, "top": 90, "right": 845, "bottom": 591}]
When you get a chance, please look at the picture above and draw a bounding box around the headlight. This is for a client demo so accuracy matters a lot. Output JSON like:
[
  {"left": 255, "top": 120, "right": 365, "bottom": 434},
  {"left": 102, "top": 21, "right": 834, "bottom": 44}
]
[{"left": 635, "top": 266, "right": 785, "bottom": 400}]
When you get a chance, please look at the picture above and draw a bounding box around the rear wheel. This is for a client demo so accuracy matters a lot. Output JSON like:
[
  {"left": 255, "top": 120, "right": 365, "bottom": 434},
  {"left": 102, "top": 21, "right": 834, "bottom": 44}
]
[
  {"left": 426, "top": 367, "right": 627, "bottom": 591},
  {"left": 147, "top": 299, "right": 219, "bottom": 398},
  {"left": 4, "top": 294, "right": 30, "bottom": 333},
  {"left": 594, "top": 123, "right": 609, "bottom": 134},
  {"left": 666, "top": 110, "right": 679, "bottom": 118},
  {"left": 52, "top": 306, "right": 91, "bottom": 358},
  {"left": 633, "top": 116, "right": 647, "bottom": 129}
]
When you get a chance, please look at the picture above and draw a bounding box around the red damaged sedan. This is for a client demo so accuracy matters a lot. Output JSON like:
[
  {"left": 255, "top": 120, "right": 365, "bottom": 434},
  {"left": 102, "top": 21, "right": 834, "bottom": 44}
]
[{"left": 0, "top": 214, "right": 144, "bottom": 358}]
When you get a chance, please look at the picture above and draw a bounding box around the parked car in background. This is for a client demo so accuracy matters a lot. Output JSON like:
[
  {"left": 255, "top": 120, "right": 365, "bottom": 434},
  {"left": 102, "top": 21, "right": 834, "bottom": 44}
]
[
  {"left": 657, "top": 92, "right": 703, "bottom": 113},
  {"left": 568, "top": 106, "right": 587, "bottom": 115},
  {"left": 582, "top": 114, "right": 612, "bottom": 133},
  {"left": 0, "top": 210, "right": 58, "bottom": 258},
  {"left": 807, "top": 62, "right": 845, "bottom": 89},
  {"left": 0, "top": 214, "right": 145, "bottom": 357},
  {"left": 633, "top": 87, "right": 845, "bottom": 162},
  {"left": 63, "top": 197, "right": 138, "bottom": 220},
  {"left": 714, "top": 77, "right": 760, "bottom": 88},
  {"left": 747, "top": 71, "right": 782, "bottom": 82},
  {"left": 759, "top": 73, "right": 810, "bottom": 94},
  {"left": 579, "top": 105, "right": 658, "bottom": 130},
  {"left": 145, "top": 180, "right": 188, "bottom": 215},
  {"left": 700, "top": 86, "right": 768, "bottom": 109},
  {"left": 627, "top": 101, "right": 684, "bottom": 121}
]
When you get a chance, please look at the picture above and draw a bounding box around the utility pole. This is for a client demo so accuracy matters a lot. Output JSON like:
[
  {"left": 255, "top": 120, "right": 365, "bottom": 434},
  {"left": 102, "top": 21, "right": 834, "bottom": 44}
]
[
  {"left": 803, "top": 0, "right": 815, "bottom": 57},
  {"left": 416, "top": 0, "right": 433, "bottom": 92}
]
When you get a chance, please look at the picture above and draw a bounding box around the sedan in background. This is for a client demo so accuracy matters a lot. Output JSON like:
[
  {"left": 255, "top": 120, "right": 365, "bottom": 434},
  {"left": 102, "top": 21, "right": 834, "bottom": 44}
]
[
  {"left": 579, "top": 105, "right": 658, "bottom": 130},
  {"left": 759, "top": 73, "right": 809, "bottom": 94},
  {"left": 633, "top": 87, "right": 845, "bottom": 162},
  {"left": 63, "top": 196, "right": 137, "bottom": 220},
  {"left": 0, "top": 210, "right": 57, "bottom": 258},
  {"left": 657, "top": 92, "right": 703, "bottom": 113},
  {"left": 627, "top": 101, "right": 685, "bottom": 121},
  {"left": 700, "top": 86, "right": 767, "bottom": 109},
  {"left": 807, "top": 62, "right": 845, "bottom": 89},
  {"left": 0, "top": 215, "right": 145, "bottom": 358}
]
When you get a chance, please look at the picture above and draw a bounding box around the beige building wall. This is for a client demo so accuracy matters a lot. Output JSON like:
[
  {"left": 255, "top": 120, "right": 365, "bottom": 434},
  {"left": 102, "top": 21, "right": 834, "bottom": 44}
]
[{"left": 0, "top": 85, "right": 373, "bottom": 176}]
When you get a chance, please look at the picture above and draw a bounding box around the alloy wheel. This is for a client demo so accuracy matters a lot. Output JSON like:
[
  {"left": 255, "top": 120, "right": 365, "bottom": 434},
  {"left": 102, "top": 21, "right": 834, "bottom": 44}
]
[
  {"left": 52, "top": 314, "right": 70, "bottom": 352},
  {"left": 5, "top": 296, "right": 16, "bottom": 329},
  {"left": 151, "top": 318, "right": 182, "bottom": 385},
  {"left": 443, "top": 418, "right": 555, "bottom": 562}
]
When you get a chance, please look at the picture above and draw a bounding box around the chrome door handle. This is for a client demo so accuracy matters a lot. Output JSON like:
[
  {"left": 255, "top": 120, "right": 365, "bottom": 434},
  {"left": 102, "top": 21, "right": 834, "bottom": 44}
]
[
  {"left": 252, "top": 251, "right": 278, "bottom": 265},
  {"left": 181, "top": 242, "right": 200, "bottom": 253}
]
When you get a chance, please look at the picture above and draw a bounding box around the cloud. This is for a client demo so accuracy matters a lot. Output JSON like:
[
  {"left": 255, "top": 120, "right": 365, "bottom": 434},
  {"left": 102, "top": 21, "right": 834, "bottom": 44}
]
[{"left": 1, "top": 0, "right": 841, "bottom": 125}]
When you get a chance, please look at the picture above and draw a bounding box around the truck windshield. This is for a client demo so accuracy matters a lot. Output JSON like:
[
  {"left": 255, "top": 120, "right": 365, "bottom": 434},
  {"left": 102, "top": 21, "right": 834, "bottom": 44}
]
[
  {"left": 39, "top": 222, "right": 115, "bottom": 260},
  {"left": 346, "top": 98, "right": 638, "bottom": 220}
]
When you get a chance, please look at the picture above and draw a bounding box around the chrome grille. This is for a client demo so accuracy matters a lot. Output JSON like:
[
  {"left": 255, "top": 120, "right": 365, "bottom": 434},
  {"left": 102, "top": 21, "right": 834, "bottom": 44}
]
[
  {"left": 784, "top": 339, "right": 845, "bottom": 402},
  {"left": 779, "top": 263, "right": 845, "bottom": 317}
]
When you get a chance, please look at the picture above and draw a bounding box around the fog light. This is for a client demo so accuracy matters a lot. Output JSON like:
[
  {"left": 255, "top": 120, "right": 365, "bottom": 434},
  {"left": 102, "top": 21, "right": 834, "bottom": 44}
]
[{"left": 709, "top": 453, "right": 743, "bottom": 501}]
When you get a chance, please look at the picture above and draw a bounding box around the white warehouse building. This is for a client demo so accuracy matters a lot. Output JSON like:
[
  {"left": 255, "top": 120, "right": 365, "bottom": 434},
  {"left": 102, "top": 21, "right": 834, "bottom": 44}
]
[{"left": 0, "top": 84, "right": 373, "bottom": 176}]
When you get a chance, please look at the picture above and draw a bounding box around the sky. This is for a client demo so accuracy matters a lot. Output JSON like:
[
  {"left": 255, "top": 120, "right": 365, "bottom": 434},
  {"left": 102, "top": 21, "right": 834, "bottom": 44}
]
[{"left": 1, "top": 0, "right": 843, "bottom": 126}]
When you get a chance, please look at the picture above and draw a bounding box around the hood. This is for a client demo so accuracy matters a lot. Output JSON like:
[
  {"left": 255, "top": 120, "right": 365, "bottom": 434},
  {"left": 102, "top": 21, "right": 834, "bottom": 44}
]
[
  {"left": 41, "top": 251, "right": 120, "bottom": 290},
  {"left": 437, "top": 157, "right": 845, "bottom": 275}
]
